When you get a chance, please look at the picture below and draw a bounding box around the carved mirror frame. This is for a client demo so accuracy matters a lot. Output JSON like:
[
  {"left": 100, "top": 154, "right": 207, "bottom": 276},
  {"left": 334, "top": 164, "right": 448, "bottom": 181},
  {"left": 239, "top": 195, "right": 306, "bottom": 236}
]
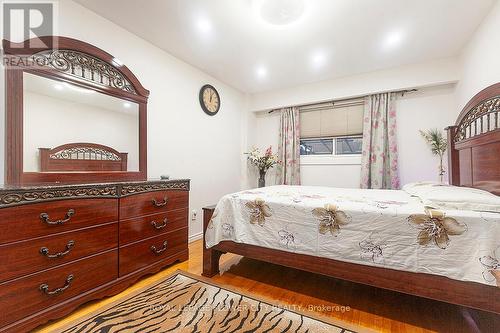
[{"left": 2, "top": 36, "right": 149, "bottom": 184}]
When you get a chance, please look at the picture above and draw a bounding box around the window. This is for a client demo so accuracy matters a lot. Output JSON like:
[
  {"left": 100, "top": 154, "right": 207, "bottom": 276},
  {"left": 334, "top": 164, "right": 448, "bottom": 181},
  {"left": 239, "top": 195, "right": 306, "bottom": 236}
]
[
  {"left": 300, "top": 138, "right": 333, "bottom": 155},
  {"left": 335, "top": 136, "right": 363, "bottom": 155},
  {"left": 300, "top": 136, "right": 362, "bottom": 156},
  {"left": 299, "top": 101, "right": 364, "bottom": 156}
]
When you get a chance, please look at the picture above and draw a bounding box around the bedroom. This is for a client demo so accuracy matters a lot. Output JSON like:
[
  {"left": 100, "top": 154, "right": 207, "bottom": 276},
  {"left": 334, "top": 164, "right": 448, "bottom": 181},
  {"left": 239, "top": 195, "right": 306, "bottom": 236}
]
[{"left": 0, "top": 0, "right": 499, "bottom": 332}]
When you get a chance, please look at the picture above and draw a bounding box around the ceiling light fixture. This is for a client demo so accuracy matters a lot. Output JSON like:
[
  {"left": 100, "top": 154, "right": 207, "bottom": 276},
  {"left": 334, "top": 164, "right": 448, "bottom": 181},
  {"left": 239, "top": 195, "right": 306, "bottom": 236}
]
[
  {"left": 256, "top": 66, "right": 268, "bottom": 79},
  {"left": 254, "top": 0, "right": 306, "bottom": 26},
  {"left": 196, "top": 16, "right": 213, "bottom": 34},
  {"left": 383, "top": 30, "right": 404, "bottom": 50},
  {"left": 311, "top": 51, "right": 327, "bottom": 69}
]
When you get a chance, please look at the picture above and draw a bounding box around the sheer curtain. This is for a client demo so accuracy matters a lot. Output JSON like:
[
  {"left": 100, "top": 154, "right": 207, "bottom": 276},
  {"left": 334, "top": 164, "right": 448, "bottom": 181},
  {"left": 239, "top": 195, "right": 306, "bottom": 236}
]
[
  {"left": 360, "top": 93, "right": 400, "bottom": 189},
  {"left": 277, "top": 107, "right": 301, "bottom": 185}
]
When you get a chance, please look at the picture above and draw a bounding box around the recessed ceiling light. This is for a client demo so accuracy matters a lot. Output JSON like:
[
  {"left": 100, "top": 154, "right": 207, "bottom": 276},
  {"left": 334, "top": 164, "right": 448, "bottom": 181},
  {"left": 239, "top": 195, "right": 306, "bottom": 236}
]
[
  {"left": 311, "top": 51, "right": 327, "bottom": 69},
  {"left": 196, "top": 17, "right": 213, "bottom": 34},
  {"left": 254, "top": 0, "right": 305, "bottom": 26},
  {"left": 256, "top": 66, "right": 268, "bottom": 79},
  {"left": 383, "top": 30, "right": 404, "bottom": 50}
]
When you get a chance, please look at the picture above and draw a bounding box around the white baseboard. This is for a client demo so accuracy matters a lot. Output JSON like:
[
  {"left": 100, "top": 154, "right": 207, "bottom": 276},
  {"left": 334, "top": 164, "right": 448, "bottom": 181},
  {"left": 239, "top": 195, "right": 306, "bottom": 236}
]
[{"left": 189, "top": 232, "right": 203, "bottom": 243}]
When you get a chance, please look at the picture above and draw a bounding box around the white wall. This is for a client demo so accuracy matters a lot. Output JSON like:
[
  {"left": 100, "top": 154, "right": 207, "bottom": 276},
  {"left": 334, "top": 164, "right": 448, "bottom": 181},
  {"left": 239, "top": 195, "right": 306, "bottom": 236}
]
[
  {"left": 23, "top": 92, "right": 139, "bottom": 172},
  {"left": 0, "top": 0, "right": 248, "bottom": 240},
  {"left": 396, "top": 84, "right": 457, "bottom": 185},
  {"left": 456, "top": 0, "right": 500, "bottom": 109},
  {"left": 300, "top": 158, "right": 362, "bottom": 188}
]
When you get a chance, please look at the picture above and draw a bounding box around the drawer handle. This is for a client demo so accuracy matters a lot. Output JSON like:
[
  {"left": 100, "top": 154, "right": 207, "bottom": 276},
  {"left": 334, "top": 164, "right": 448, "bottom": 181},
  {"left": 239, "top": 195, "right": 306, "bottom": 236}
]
[
  {"left": 40, "top": 240, "right": 75, "bottom": 259},
  {"left": 40, "top": 209, "right": 75, "bottom": 225},
  {"left": 39, "top": 274, "right": 74, "bottom": 295},
  {"left": 152, "top": 197, "right": 168, "bottom": 207},
  {"left": 151, "top": 218, "right": 168, "bottom": 230},
  {"left": 151, "top": 241, "right": 168, "bottom": 255}
]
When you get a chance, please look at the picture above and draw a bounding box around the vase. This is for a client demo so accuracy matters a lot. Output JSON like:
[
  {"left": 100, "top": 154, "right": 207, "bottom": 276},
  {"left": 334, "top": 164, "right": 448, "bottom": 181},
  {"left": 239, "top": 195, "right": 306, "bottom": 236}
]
[
  {"left": 258, "top": 170, "right": 266, "bottom": 188},
  {"left": 438, "top": 155, "right": 445, "bottom": 184}
]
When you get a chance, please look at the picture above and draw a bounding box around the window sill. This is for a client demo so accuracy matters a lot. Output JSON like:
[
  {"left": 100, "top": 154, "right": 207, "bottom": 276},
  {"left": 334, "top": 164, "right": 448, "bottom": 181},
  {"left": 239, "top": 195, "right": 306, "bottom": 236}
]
[{"left": 300, "top": 155, "right": 362, "bottom": 166}]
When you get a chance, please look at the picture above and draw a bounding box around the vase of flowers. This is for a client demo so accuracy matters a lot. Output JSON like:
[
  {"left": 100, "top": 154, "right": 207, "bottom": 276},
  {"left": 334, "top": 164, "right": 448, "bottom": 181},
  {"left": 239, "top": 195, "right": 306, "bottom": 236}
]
[
  {"left": 246, "top": 146, "right": 280, "bottom": 188},
  {"left": 419, "top": 128, "right": 447, "bottom": 183},
  {"left": 258, "top": 170, "right": 266, "bottom": 188}
]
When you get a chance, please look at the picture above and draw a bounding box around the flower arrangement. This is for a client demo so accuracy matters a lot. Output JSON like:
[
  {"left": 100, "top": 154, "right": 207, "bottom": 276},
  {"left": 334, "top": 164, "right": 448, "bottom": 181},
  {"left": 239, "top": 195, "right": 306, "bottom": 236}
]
[
  {"left": 246, "top": 146, "right": 280, "bottom": 187},
  {"left": 419, "top": 128, "right": 447, "bottom": 183}
]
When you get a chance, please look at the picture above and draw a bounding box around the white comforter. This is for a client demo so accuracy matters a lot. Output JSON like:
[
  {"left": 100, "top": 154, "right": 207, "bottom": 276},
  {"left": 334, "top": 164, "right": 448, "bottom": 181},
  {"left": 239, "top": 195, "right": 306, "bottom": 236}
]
[{"left": 205, "top": 185, "right": 500, "bottom": 287}]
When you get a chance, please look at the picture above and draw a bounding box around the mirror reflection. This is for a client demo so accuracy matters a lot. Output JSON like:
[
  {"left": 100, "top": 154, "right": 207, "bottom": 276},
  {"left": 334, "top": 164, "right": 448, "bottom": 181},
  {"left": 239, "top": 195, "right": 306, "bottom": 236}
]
[{"left": 23, "top": 72, "right": 139, "bottom": 172}]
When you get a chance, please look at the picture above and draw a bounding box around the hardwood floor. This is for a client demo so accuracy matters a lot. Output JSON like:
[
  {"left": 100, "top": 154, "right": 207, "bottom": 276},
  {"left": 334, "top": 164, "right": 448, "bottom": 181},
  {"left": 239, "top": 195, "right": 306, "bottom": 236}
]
[{"left": 37, "top": 239, "right": 499, "bottom": 333}]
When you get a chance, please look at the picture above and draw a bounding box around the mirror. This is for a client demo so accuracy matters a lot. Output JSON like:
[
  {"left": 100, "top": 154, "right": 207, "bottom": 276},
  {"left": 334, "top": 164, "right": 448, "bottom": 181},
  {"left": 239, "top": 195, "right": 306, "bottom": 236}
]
[
  {"left": 23, "top": 72, "right": 139, "bottom": 172},
  {"left": 4, "top": 36, "right": 149, "bottom": 184}
]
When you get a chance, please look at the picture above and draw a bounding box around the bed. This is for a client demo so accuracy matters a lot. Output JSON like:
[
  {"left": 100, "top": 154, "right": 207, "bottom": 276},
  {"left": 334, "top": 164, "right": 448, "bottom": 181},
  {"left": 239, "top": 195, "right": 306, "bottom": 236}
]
[
  {"left": 39, "top": 142, "right": 128, "bottom": 172},
  {"left": 203, "top": 83, "right": 500, "bottom": 314}
]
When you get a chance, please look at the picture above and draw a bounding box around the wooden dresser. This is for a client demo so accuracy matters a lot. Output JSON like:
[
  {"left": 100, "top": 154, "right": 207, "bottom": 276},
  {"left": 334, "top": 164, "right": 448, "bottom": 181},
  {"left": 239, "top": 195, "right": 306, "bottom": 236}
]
[{"left": 0, "top": 179, "right": 189, "bottom": 333}]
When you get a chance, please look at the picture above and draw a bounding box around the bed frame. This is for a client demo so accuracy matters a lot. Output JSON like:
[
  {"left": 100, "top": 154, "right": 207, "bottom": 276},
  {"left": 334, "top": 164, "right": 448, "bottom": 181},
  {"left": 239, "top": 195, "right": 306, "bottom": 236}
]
[
  {"left": 39, "top": 142, "right": 128, "bottom": 172},
  {"left": 447, "top": 83, "right": 500, "bottom": 195},
  {"left": 202, "top": 83, "right": 500, "bottom": 314}
]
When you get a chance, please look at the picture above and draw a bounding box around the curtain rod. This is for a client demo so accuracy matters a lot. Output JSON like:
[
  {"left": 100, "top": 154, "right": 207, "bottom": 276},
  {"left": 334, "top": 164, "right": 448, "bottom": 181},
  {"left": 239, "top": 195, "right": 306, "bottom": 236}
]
[{"left": 267, "top": 88, "right": 418, "bottom": 114}]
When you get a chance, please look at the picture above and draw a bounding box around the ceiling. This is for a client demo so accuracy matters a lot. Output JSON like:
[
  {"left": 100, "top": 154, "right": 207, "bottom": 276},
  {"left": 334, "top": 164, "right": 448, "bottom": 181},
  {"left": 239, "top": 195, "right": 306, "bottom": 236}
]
[{"left": 74, "top": 0, "right": 495, "bottom": 93}]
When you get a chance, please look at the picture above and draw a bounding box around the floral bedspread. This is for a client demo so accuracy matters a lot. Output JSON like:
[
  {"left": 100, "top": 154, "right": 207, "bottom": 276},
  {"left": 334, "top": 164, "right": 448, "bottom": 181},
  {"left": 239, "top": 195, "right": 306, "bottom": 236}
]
[{"left": 205, "top": 185, "right": 500, "bottom": 287}]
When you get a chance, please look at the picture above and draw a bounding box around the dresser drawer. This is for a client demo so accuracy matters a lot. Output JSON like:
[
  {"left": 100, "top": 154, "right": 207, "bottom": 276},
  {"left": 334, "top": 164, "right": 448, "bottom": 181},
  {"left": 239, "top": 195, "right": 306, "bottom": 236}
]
[
  {"left": 0, "top": 223, "right": 118, "bottom": 283},
  {"left": 119, "top": 228, "right": 188, "bottom": 276},
  {"left": 0, "top": 250, "right": 117, "bottom": 327},
  {"left": 119, "top": 190, "right": 188, "bottom": 219},
  {"left": 0, "top": 199, "right": 118, "bottom": 245},
  {"left": 120, "top": 209, "right": 188, "bottom": 245}
]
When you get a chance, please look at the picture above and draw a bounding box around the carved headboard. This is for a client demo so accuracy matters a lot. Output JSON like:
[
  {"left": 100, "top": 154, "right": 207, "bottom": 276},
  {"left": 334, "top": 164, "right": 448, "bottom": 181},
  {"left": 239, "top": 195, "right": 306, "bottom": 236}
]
[
  {"left": 39, "top": 143, "right": 128, "bottom": 172},
  {"left": 446, "top": 83, "right": 500, "bottom": 195}
]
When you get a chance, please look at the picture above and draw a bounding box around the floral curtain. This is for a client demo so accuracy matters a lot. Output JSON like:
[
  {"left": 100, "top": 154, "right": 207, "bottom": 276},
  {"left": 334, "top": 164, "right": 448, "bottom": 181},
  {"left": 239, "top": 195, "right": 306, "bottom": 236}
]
[
  {"left": 277, "top": 107, "right": 301, "bottom": 185},
  {"left": 360, "top": 93, "right": 400, "bottom": 189}
]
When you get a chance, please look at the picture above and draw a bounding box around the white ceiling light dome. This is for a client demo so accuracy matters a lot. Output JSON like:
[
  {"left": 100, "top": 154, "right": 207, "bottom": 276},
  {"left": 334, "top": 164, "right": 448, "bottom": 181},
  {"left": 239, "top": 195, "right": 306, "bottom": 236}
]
[
  {"left": 256, "top": 65, "right": 268, "bottom": 79},
  {"left": 254, "top": 0, "right": 306, "bottom": 26}
]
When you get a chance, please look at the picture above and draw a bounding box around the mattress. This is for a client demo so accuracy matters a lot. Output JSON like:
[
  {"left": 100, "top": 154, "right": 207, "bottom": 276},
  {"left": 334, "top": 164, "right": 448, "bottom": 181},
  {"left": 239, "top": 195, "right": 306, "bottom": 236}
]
[{"left": 205, "top": 185, "right": 500, "bottom": 287}]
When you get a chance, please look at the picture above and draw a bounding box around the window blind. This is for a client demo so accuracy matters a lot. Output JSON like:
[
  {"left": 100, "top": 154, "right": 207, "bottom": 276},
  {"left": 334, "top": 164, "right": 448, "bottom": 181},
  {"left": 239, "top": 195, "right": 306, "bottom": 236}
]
[{"left": 300, "top": 103, "right": 364, "bottom": 138}]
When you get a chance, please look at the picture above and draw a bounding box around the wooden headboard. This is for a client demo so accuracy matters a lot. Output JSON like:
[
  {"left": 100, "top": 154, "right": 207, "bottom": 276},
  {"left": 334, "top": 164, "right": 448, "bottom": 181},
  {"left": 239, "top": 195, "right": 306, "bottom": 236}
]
[
  {"left": 446, "top": 83, "right": 500, "bottom": 195},
  {"left": 39, "top": 143, "right": 128, "bottom": 172}
]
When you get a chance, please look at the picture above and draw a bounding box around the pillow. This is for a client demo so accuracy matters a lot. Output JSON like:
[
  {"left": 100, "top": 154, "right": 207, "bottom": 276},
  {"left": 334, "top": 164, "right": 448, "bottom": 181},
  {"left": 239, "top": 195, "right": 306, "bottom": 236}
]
[{"left": 402, "top": 182, "right": 500, "bottom": 213}]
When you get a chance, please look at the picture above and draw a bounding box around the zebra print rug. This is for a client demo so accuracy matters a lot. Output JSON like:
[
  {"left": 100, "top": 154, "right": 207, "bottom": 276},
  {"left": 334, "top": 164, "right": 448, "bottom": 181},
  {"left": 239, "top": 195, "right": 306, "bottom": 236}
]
[{"left": 59, "top": 271, "right": 364, "bottom": 333}]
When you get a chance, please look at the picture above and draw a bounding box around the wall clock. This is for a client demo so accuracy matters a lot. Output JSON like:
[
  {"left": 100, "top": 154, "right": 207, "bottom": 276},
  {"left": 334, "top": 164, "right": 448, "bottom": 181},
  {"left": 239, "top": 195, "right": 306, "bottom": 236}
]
[{"left": 199, "top": 84, "right": 220, "bottom": 116}]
